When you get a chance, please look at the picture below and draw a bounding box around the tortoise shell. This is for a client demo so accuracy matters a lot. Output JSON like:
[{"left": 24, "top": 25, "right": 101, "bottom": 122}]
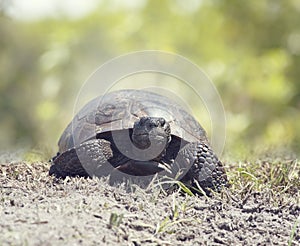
[{"left": 58, "top": 89, "right": 209, "bottom": 153}]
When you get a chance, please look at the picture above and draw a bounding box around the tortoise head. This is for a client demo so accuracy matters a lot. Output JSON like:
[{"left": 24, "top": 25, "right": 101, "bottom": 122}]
[{"left": 132, "top": 117, "right": 171, "bottom": 152}]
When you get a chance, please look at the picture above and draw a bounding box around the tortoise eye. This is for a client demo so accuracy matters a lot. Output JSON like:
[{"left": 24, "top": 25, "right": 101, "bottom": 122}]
[{"left": 140, "top": 117, "right": 147, "bottom": 124}]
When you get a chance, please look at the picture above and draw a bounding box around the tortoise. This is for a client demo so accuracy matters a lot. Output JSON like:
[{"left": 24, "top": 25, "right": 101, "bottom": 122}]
[{"left": 49, "top": 89, "right": 228, "bottom": 193}]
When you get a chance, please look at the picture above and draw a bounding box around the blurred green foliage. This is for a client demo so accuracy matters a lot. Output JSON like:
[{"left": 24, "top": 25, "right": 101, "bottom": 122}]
[{"left": 1, "top": 0, "right": 300, "bottom": 159}]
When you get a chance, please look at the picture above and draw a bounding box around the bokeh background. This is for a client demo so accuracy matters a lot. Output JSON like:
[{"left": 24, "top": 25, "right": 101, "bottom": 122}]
[{"left": 1, "top": 0, "right": 300, "bottom": 160}]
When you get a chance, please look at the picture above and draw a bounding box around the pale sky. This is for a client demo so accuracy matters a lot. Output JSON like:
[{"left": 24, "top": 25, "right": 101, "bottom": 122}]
[
  {"left": 6, "top": 0, "right": 100, "bottom": 20},
  {"left": 5, "top": 0, "right": 147, "bottom": 20}
]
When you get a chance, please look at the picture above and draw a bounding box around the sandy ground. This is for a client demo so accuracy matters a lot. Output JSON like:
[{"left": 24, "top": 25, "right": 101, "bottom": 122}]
[{"left": 0, "top": 161, "right": 299, "bottom": 245}]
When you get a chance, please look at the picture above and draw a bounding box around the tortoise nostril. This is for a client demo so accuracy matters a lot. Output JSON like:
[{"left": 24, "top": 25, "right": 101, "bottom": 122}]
[{"left": 137, "top": 117, "right": 167, "bottom": 128}]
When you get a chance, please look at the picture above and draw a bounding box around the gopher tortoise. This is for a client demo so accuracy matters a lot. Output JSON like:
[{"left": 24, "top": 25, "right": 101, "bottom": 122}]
[{"left": 49, "top": 89, "right": 228, "bottom": 193}]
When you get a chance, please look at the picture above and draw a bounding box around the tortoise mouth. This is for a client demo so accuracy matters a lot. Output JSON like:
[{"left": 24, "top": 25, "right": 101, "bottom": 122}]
[{"left": 131, "top": 131, "right": 170, "bottom": 150}]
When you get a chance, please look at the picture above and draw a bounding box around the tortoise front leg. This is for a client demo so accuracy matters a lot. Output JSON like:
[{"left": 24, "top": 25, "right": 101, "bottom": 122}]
[
  {"left": 176, "top": 142, "right": 228, "bottom": 194},
  {"left": 49, "top": 139, "right": 115, "bottom": 178}
]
